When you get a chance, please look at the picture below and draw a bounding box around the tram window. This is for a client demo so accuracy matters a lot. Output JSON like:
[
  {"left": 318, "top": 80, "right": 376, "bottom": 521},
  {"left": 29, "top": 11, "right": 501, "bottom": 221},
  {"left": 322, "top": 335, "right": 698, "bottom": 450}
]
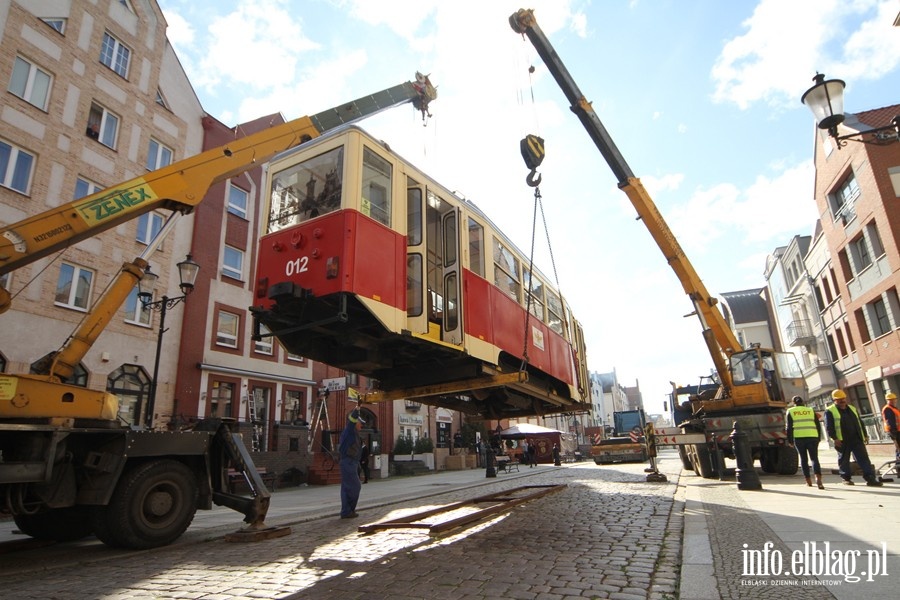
[
  {"left": 268, "top": 146, "right": 344, "bottom": 234},
  {"left": 443, "top": 212, "right": 457, "bottom": 267},
  {"left": 407, "top": 185, "right": 422, "bottom": 246},
  {"left": 547, "top": 291, "right": 563, "bottom": 334},
  {"left": 493, "top": 237, "right": 520, "bottom": 302},
  {"left": 407, "top": 253, "right": 423, "bottom": 317},
  {"left": 468, "top": 218, "right": 484, "bottom": 277},
  {"left": 524, "top": 270, "right": 545, "bottom": 320},
  {"left": 444, "top": 272, "right": 458, "bottom": 330},
  {"left": 361, "top": 147, "right": 391, "bottom": 226}
]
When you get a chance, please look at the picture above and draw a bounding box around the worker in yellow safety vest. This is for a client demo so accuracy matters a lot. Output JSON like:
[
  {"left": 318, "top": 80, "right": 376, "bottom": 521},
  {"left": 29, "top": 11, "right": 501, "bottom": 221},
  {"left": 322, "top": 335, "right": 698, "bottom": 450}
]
[
  {"left": 882, "top": 392, "right": 900, "bottom": 462},
  {"left": 786, "top": 396, "right": 824, "bottom": 489},
  {"left": 824, "top": 389, "right": 882, "bottom": 486}
]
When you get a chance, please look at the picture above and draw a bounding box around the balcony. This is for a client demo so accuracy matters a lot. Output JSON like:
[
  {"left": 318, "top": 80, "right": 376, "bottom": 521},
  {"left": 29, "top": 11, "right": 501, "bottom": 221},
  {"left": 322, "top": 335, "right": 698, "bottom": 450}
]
[
  {"left": 801, "top": 359, "right": 837, "bottom": 391},
  {"left": 786, "top": 319, "right": 817, "bottom": 347},
  {"left": 834, "top": 200, "right": 857, "bottom": 227}
]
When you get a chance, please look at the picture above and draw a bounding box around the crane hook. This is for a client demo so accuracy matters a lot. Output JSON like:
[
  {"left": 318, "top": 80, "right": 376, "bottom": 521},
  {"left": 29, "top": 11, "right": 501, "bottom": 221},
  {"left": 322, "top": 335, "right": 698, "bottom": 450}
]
[{"left": 520, "top": 134, "right": 545, "bottom": 188}]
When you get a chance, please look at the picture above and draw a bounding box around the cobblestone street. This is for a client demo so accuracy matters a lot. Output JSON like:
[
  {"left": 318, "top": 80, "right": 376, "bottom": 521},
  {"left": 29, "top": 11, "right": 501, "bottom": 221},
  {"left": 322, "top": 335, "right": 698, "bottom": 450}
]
[{"left": 0, "top": 462, "right": 681, "bottom": 600}]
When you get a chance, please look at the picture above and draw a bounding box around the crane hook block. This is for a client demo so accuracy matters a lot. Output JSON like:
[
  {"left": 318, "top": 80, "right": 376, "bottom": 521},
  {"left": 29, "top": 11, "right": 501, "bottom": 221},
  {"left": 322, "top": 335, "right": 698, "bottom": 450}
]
[
  {"left": 520, "top": 134, "right": 545, "bottom": 170},
  {"left": 521, "top": 134, "right": 544, "bottom": 188}
]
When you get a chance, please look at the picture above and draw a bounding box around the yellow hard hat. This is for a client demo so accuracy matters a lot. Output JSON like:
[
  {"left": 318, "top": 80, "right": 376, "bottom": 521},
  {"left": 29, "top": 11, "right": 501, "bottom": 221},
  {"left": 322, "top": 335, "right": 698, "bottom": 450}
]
[
  {"left": 831, "top": 389, "right": 847, "bottom": 400},
  {"left": 887, "top": 393, "right": 898, "bottom": 401}
]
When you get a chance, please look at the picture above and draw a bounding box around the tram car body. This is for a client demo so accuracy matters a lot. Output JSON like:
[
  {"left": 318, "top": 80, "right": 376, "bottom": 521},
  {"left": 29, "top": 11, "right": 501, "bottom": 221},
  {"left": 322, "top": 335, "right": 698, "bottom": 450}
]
[{"left": 252, "top": 126, "right": 589, "bottom": 419}]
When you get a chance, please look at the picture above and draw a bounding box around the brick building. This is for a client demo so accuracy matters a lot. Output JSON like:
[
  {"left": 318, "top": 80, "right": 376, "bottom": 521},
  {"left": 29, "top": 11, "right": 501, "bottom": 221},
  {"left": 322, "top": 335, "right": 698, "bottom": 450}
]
[{"left": 808, "top": 103, "right": 900, "bottom": 429}]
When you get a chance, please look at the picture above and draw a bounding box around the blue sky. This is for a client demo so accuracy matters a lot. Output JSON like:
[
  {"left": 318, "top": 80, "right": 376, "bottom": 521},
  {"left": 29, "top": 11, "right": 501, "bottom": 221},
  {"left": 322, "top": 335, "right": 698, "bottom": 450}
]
[{"left": 158, "top": 0, "right": 900, "bottom": 416}]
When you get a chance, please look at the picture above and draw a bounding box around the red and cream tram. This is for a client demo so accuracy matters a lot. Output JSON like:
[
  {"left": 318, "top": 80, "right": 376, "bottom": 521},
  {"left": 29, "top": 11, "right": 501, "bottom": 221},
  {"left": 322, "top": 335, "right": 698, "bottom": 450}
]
[{"left": 252, "top": 126, "right": 589, "bottom": 419}]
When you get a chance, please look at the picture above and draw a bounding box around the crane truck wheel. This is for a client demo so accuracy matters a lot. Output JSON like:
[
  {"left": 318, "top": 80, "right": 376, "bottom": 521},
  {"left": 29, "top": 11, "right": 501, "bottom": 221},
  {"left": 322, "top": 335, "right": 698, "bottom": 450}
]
[
  {"left": 90, "top": 459, "right": 198, "bottom": 549},
  {"left": 775, "top": 446, "right": 799, "bottom": 475},
  {"left": 13, "top": 506, "right": 93, "bottom": 542},
  {"left": 690, "top": 443, "right": 718, "bottom": 479},
  {"left": 677, "top": 445, "right": 693, "bottom": 471},
  {"left": 759, "top": 449, "right": 777, "bottom": 473}
]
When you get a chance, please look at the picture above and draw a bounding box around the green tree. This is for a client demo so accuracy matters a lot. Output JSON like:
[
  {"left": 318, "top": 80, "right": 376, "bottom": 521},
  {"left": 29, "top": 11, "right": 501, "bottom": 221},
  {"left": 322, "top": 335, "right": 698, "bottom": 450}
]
[{"left": 394, "top": 434, "right": 413, "bottom": 454}]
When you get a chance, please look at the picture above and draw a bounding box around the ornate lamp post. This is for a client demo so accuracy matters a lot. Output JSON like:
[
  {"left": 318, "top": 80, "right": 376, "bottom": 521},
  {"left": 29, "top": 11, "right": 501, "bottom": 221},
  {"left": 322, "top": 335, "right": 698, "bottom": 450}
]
[
  {"left": 801, "top": 73, "right": 900, "bottom": 149},
  {"left": 138, "top": 254, "right": 200, "bottom": 428}
]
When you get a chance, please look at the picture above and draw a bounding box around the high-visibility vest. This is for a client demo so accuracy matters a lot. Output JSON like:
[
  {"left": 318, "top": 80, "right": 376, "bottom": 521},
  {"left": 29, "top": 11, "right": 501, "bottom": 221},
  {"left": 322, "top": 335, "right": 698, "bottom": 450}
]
[
  {"left": 786, "top": 406, "right": 818, "bottom": 438},
  {"left": 883, "top": 403, "right": 900, "bottom": 433},
  {"left": 826, "top": 403, "right": 864, "bottom": 442}
]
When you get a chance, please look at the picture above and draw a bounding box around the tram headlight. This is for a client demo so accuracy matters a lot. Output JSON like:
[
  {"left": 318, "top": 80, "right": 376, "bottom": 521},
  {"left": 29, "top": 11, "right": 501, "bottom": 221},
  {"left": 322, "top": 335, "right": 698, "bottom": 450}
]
[{"left": 326, "top": 256, "right": 339, "bottom": 279}]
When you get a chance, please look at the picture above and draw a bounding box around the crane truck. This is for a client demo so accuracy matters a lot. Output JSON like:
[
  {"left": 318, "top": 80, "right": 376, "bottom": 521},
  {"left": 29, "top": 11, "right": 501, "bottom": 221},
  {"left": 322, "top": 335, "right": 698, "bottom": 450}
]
[
  {"left": 510, "top": 9, "right": 803, "bottom": 479},
  {"left": 0, "top": 74, "right": 436, "bottom": 548},
  {"left": 591, "top": 409, "right": 649, "bottom": 465}
]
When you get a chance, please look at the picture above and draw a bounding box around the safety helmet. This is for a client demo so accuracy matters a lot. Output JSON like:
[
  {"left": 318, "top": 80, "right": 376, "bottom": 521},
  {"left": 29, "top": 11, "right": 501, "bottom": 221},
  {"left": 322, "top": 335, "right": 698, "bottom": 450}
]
[
  {"left": 887, "top": 393, "right": 898, "bottom": 401},
  {"left": 831, "top": 389, "right": 847, "bottom": 400}
]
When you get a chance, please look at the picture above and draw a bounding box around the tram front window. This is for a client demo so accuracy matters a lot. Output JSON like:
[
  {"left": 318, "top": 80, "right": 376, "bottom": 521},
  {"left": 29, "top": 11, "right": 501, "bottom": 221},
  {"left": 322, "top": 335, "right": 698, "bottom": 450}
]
[{"left": 268, "top": 146, "right": 344, "bottom": 234}]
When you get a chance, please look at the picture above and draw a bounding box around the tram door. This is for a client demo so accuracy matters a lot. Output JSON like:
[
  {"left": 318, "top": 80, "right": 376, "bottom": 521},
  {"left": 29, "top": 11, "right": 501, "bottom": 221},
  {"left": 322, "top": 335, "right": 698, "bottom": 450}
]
[
  {"left": 406, "top": 179, "right": 429, "bottom": 336},
  {"left": 406, "top": 182, "right": 462, "bottom": 345},
  {"left": 440, "top": 206, "right": 463, "bottom": 345}
]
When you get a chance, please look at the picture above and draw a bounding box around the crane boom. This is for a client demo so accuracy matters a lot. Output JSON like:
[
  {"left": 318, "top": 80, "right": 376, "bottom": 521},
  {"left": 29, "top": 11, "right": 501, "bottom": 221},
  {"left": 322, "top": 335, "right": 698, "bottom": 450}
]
[
  {"left": 0, "top": 74, "right": 436, "bottom": 312},
  {"left": 510, "top": 9, "right": 739, "bottom": 390}
]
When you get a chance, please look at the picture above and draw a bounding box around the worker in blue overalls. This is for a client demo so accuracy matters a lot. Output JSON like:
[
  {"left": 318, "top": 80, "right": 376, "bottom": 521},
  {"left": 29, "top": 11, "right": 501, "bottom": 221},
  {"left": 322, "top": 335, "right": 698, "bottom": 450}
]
[{"left": 339, "top": 407, "right": 364, "bottom": 518}]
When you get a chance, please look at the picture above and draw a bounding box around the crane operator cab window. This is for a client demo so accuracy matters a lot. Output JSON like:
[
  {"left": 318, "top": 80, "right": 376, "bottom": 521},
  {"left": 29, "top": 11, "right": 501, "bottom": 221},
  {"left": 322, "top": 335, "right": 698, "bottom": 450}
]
[
  {"left": 267, "top": 146, "right": 344, "bottom": 234},
  {"left": 730, "top": 349, "right": 786, "bottom": 401}
]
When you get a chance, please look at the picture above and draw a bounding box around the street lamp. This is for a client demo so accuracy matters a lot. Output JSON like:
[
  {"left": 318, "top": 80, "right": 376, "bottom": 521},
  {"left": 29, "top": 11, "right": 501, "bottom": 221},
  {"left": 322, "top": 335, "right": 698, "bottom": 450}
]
[
  {"left": 138, "top": 254, "right": 200, "bottom": 428},
  {"left": 801, "top": 73, "right": 900, "bottom": 149}
]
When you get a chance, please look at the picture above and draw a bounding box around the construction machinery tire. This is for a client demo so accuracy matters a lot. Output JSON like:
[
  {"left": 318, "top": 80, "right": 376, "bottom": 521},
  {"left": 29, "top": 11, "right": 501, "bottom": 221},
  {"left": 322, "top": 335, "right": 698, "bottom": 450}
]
[
  {"left": 677, "top": 445, "right": 693, "bottom": 470},
  {"left": 90, "top": 459, "right": 198, "bottom": 549},
  {"left": 13, "top": 506, "right": 93, "bottom": 542},
  {"left": 692, "top": 443, "right": 718, "bottom": 479},
  {"left": 776, "top": 445, "right": 799, "bottom": 475},
  {"left": 760, "top": 448, "right": 778, "bottom": 473}
]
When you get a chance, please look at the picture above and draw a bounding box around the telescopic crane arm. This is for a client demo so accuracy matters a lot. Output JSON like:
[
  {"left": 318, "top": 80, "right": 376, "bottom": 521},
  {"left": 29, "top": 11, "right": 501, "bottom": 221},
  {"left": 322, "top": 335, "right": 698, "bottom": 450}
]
[
  {"left": 509, "top": 9, "right": 739, "bottom": 391},
  {"left": 0, "top": 73, "right": 436, "bottom": 313}
]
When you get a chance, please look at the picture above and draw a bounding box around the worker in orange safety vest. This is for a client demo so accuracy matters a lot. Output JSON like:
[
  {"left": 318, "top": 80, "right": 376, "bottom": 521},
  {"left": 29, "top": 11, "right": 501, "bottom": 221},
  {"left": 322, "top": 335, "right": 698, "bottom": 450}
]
[{"left": 882, "top": 392, "right": 900, "bottom": 462}]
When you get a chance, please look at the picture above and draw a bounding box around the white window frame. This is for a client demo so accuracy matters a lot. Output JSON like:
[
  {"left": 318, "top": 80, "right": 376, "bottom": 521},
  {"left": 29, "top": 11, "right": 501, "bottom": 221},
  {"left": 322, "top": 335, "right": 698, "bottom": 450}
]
[
  {"left": 124, "top": 286, "right": 151, "bottom": 326},
  {"left": 100, "top": 31, "right": 131, "bottom": 78},
  {"left": 55, "top": 263, "right": 94, "bottom": 311},
  {"left": 87, "top": 102, "right": 119, "bottom": 149},
  {"left": 74, "top": 176, "right": 102, "bottom": 199},
  {"left": 136, "top": 211, "right": 164, "bottom": 245},
  {"left": 227, "top": 183, "right": 249, "bottom": 219},
  {"left": 41, "top": 18, "right": 66, "bottom": 34},
  {"left": 286, "top": 350, "right": 305, "bottom": 362},
  {"left": 254, "top": 323, "right": 274, "bottom": 355},
  {"left": 146, "top": 138, "right": 173, "bottom": 171},
  {"left": 222, "top": 246, "right": 244, "bottom": 280},
  {"left": 216, "top": 311, "right": 240, "bottom": 348},
  {"left": 9, "top": 55, "right": 52, "bottom": 110},
  {"left": 0, "top": 139, "right": 35, "bottom": 194}
]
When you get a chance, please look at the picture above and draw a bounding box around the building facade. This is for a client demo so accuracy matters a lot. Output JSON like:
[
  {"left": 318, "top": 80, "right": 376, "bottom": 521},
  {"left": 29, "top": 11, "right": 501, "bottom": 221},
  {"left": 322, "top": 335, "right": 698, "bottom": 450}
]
[
  {"left": 808, "top": 102, "right": 900, "bottom": 437},
  {"left": 764, "top": 231, "right": 838, "bottom": 412},
  {"left": 0, "top": 0, "right": 202, "bottom": 426}
]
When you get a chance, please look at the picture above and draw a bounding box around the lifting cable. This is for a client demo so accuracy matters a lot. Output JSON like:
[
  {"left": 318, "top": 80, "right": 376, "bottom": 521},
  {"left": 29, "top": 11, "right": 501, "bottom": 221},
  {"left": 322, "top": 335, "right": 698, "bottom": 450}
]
[{"left": 514, "top": 54, "right": 571, "bottom": 376}]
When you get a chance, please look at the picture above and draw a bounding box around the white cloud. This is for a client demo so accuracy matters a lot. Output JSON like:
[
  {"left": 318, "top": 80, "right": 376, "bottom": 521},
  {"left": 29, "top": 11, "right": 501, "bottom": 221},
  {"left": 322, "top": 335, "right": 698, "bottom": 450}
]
[
  {"left": 711, "top": 0, "right": 898, "bottom": 110},
  {"left": 161, "top": 9, "right": 194, "bottom": 48},
  {"left": 195, "top": 0, "right": 319, "bottom": 91}
]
